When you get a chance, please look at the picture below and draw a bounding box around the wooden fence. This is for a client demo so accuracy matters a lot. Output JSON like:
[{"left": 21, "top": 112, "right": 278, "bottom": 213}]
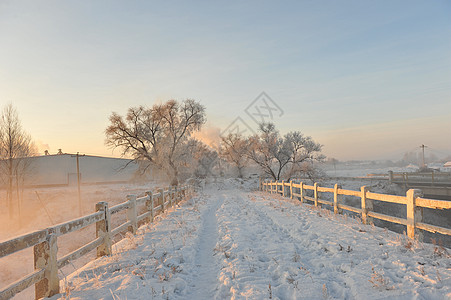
[
  {"left": 387, "top": 171, "right": 451, "bottom": 186},
  {"left": 261, "top": 180, "right": 451, "bottom": 241},
  {"left": 0, "top": 184, "right": 193, "bottom": 300}
]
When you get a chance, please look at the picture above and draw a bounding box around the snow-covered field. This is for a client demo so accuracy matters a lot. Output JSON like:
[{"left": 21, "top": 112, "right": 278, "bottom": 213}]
[
  {"left": 46, "top": 179, "right": 450, "bottom": 300},
  {"left": 321, "top": 164, "right": 451, "bottom": 178}
]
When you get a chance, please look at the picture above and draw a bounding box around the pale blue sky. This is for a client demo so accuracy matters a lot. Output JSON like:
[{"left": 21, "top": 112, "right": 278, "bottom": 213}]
[{"left": 0, "top": 0, "right": 450, "bottom": 160}]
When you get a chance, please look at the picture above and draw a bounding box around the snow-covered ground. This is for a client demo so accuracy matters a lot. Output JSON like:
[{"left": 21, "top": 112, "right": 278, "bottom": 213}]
[
  {"left": 48, "top": 179, "right": 450, "bottom": 300},
  {"left": 322, "top": 166, "right": 416, "bottom": 178},
  {"left": 321, "top": 164, "right": 451, "bottom": 178},
  {"left": 0, "top": 182, "right": 162, "bottom": 300}
]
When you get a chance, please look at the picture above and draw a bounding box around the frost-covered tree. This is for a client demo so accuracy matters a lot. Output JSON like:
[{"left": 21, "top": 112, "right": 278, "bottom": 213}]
[
  {"left": 192, "top": 140, "right": 219, "bottom": 178},
  {"left": 0, "top": 104, "right": 36, "bottom": 217},
  {"left": 220, "top": 133, "right": 249, "bottom": 178},
  {"left": 105, "top": 99, "right": 206, "bottom": 185},
  {"left": 247, "top": 123, "right": 324, "bottom": 181}
]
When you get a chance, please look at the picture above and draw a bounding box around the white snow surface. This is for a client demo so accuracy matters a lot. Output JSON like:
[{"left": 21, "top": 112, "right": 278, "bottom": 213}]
[{"left": 50, "top": 179, "right": 450, "bottom": 300}]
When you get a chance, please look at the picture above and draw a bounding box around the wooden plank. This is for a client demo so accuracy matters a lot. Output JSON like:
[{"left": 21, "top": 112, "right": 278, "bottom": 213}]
[
  {"left": 137, "top": 211, "right": 151, "bottom": 223},
  {"left": 135, "top": 194, "right": 150, "bottom": 205},
  {"left": 303, "top": 185, "right": 314, "bottom": 190},
  {"left": 416, "top": 222, "right": 451, "bottom": 236},
  {"left": 338, "top": 189, "right": 360, "bottom": 197},
  {"left": 0, "top": 268, "right": 45, "bottom": 300},
  {"left": 366, "top": 192, "right": 406, "bottom": 204},
  {"left": 0, "top": 229, "right": 47, "bottom": 259},
  {"left": 338, "top": 204, "right": 361, "bottom": 214},
  {"left": 48, "top": 212, "right": 104, "bottom": 237},
  {"left": 110, "top": 201, "right": 130, "bottom": 215},
  {"left": 367, "top": 211, "right": 407, "bottom": 225},
  {"left": 154, "top": 204, "right": 163, "bottom": 212},
  {"left": 57, "top": 237, "right": 104, "bottom": 269},
  {"left": 416, "top": 197, "right": 451, "bottom": 209},
  {"left": 317, "top": 187, "right": 334, "bottom": 193},
  {"left": 318, "top": 199, "right": 333, "bottom": 206},
  {"left": 111, "top": 221, "right": 132, "bottom": 236},
  {"left": 304, "top": 196, "right": 315, "bottom": 202},
  {"left": 292, "top": 192, "right": 301, "bottom": 198}
]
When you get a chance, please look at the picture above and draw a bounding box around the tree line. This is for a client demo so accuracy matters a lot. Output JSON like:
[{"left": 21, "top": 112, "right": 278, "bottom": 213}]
[
  {"left": 0, "top": 99, "right": 325, "bottom": 217},
  {"left": 105, "top": 99, "right": 325, "bottom": 184}
]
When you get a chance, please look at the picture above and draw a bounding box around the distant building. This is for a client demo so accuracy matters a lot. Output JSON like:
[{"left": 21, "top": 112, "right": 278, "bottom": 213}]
[
  {"left": 17, "top": 154, "right": 140, "bottom": 187},
  {"left": 444, "top": 161, "right": 451, "bottom": 168}
]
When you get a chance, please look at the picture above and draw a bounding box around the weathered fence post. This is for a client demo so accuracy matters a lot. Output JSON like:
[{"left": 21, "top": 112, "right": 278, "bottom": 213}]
[
  {"left": 290, "top": 181, "right": 293, "bottom": 199},
  {"left": 145, "top": 191, "right": 154, "bottom": 223},
  {"left": 406, "top": 189, "right": 424, "bottom": 241},
  {"left": 270, "top": 181, "right": 273, "bottom": 194},
  {"left": 281, "top": 180, "right": 285, "bottom": 197},
  {"left": 158, "top": 188, "right": 165, "bottom": 213},
  {"left": 360, "top": 186, "right": 373, "bottom": 225},
  {"left": 95, "top": 202, "right": 112, "bottom": 257},
  {"left": 169, "top": 186, "right": 174, "bottom": 207},
  {"left": 126, "top": 195, "right": 137, "bottom": 234},
  {"left": 34, "top": 234, "right": 59, "bottom": 299},
  {"left": 178, "top": 186, "right": 182, "bottom": 203},
  {"left": 388, "top": 171, "right": 393, "bottom": 184},
  {"left": 300, "top": 182, "right": 304, "bottom": 203},
  {"left": 333, "top": 184, "right": 341, "bottom": 214},
  {"left": 174, "top": 186, "right": 179, "bottom": 205},
  {"left": 314, "top": 183, "right": 319, "bottom": 207}
]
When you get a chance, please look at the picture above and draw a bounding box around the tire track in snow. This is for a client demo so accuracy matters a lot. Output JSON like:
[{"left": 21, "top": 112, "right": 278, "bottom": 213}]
[
  {"left": 184, "top": 193, "right": 224, "bottom": 300},
  {"left": 242, "top": 193, "right": 357, "bottom": 299},
  {"left": 216, "top": 192, "right": 326, "bottom": 299}
]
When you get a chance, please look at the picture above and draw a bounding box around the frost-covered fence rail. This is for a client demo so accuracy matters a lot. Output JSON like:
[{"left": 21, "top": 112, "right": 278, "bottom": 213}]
[
  {"left": 0, "top": 184, "right": 193, "bottom": 300},
  {"left": 261, "top": 180, "right": 451, "bottom": 241}
]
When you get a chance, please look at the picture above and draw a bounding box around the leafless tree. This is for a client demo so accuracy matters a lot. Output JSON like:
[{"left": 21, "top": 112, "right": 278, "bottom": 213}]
[
  {"left": 220, "top": 133, "right": 249, "bottom": 178},
  {"left": 105, "top": 99, "right": 206, "bottom": 185},
  {"left": 0, "top": 104, "right": 36, "bottom": 217},
  {"left": 187, "top": 139, "right": 219, "bottom": 178},
  {"left": 247, "top": 122, "right": 324, "bottom": 181}
]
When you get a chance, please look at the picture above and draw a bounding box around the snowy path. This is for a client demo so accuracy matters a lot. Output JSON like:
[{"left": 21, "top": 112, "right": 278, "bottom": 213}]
[
  {"left": 50, "top": 183, "right": 451, "bottom": 300},
  {"left": 186, "top": 193, "right": 223, "bottom": 299}
]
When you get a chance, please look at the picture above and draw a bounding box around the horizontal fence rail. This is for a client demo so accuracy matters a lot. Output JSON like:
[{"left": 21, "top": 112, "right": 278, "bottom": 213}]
[
  {"left": 260, "top": 180, "right": 451, "bottom": 242},
  {"left": 0, "top": 184, "right": 194, "bottom": 300}
]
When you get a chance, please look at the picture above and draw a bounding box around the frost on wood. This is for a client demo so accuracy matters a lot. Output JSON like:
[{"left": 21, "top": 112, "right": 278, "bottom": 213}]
[{"left": 34, "top": 234, "right": 58, "bottom": 299}]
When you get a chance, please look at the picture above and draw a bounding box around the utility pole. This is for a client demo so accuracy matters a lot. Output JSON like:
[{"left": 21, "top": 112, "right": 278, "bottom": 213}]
[
  {"left": 420, "top": 144, "right": 426, "bottom": 168},
  {"left": 71, "top": 152, "right": 85, "bottom": 216}
]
